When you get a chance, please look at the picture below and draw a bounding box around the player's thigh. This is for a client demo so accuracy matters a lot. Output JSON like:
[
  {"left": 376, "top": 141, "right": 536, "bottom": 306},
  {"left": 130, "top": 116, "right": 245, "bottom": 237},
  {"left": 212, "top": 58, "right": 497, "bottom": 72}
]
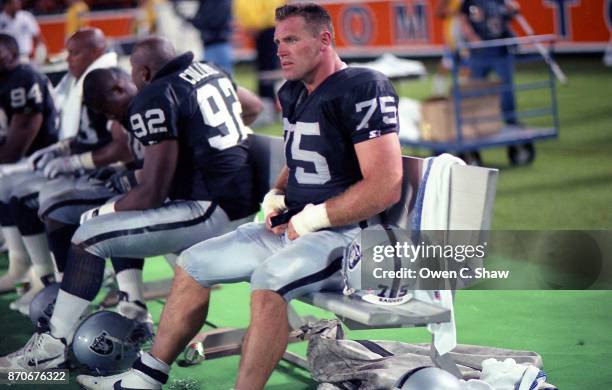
[
  {"left": 178, "top": 222, "right": 281, "bottom": 288},
  {"left": 0, "top": 171, "right": 36, "bottom": 204},
  {"left": 38, "top": 181, "right": 115, "bottom": 225},
  {"left": 251, "top": 226, "right": 361, "bottom": 302},
  {"left": 10, "top": 176, "right": 73, "bottom": 210},
  {"left": 72, "top": 200, "right": 235, "bottom": 259}
]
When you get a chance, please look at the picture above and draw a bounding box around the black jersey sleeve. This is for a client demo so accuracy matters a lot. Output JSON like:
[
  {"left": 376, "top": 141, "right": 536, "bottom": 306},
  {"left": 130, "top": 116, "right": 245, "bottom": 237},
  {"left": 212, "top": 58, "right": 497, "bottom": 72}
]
[
  {"left": 127, "top": 85, "right": 179, "bottom": 146},
  {"left": 342, "top": 77, "right": 399, "bottom": 144},
  {"left": 7, "top": 70, "right": 47, "bottom": 115}
]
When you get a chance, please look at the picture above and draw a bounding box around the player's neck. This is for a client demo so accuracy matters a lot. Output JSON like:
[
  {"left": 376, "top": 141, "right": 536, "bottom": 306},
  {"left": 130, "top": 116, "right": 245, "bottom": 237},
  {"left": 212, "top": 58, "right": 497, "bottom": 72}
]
[{"left": 304, "top": 53, "right": 345, "bottom": 94}]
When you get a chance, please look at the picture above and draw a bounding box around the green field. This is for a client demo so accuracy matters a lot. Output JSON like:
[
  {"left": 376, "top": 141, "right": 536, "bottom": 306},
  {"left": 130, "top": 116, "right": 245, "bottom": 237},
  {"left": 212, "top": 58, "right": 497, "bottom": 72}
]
[{"left": 1, "top": 57, "right": 611, "bottom": 389}]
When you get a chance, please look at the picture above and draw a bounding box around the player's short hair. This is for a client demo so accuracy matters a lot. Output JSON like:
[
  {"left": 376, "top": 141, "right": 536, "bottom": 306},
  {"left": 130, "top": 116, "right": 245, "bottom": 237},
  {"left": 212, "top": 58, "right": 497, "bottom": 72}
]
[
  {"left": 275, "top": 3, "right": 334, "bottom": 41},
  {"left": 0, "top": 33, "right": 19, "bottom": 59},
  {"left": 82, "top": 67, "right": 130, "bottom": 110}
]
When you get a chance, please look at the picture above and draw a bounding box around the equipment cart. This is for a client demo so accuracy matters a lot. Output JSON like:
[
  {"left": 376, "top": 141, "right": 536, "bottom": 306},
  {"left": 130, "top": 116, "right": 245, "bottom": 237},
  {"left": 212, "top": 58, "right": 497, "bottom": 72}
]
[{"left": 404, "top": 35, "right": 560, "bottom": 166}]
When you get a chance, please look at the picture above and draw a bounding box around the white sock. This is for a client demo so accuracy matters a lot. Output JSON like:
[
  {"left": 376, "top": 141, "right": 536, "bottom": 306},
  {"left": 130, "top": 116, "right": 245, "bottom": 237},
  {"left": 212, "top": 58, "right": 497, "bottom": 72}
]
[
  {"left": 49, "top": 289, "right": 90, "bottom": 343},
  {"left": 21, "top": 233, "right": 54, "bottom": 279},
  {"left": 140, "top": 352, "right": 170, "bottom": 374},
  {"left": 116, "top": 268, "right": 144, "bottom": 302},
  {"left": 1, "top": 227, "right": 31, "bottom": 280}
]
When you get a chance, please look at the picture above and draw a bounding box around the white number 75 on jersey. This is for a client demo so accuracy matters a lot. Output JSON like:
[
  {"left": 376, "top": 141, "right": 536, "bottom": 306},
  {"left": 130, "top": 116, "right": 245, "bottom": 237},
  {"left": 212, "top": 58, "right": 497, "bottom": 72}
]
[{"left": 355, "top": 96, "right": 397, "bottom": 132}]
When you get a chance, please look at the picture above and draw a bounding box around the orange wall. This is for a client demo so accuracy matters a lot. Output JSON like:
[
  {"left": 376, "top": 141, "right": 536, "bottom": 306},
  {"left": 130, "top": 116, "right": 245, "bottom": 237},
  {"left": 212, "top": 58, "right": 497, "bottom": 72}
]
[{"left": 38, "top": 1, "right": 612, "bottom": 56}]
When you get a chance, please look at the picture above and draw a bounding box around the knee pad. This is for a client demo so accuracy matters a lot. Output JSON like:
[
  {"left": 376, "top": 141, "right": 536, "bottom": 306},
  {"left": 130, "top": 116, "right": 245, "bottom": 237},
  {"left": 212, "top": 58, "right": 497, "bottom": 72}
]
[
  {"left": 0, "top": 201, "right": 15, "bottom": 226},
  {"left": 61, "top": 246, "right": 106, "bottom": 301},
  {"left": 45, "top": 218, "right": 79, "bottom": 273},
  {"left": 10, "top": 196, "right": 45, "bottom": 236}
]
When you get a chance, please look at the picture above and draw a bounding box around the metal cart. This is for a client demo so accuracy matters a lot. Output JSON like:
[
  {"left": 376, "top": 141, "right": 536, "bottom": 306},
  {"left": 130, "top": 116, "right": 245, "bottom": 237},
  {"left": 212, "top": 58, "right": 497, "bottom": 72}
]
[{"left": 403, "top": 35, "right": 560, "bottom": 166}]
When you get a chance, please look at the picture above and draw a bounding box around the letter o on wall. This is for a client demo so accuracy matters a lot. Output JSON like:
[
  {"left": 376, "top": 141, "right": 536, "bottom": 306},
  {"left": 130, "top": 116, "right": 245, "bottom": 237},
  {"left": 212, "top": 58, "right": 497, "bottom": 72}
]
[{"left": 341, "top": 6, "right": 374, "bottom": 45}]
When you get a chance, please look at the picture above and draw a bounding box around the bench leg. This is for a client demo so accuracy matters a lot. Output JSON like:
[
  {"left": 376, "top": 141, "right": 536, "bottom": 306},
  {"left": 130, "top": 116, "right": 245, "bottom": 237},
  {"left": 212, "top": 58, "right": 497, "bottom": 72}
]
[{"left": 430, "top": 338, "right": 462, "bottom": 378}]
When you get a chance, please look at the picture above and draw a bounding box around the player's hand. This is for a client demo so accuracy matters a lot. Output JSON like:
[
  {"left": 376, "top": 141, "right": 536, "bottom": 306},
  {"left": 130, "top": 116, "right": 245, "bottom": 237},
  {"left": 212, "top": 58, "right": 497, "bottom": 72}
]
[
  {"left": 287, "top": 220, "right": 299, "bottom": 241},
  {"left": 43, "top": 155, "right": 83, "bottom": 178},
  {"left": 288, "top": 203, "right": 331, "bottom": 240},
  {"left": 88, "top": 165, "right": 120, "bottom": 183},
  {"left": 106, "top": 170, "right": 138, "bottom": 194},
  {"left": 262, "top": 189, "right": 286, "bottom": 217},
  {"left": 266, "top": 211, "right": 288, "bottom": 235},
  {"left": 28, "top": 141, "right": 71, "bottom": 171}
]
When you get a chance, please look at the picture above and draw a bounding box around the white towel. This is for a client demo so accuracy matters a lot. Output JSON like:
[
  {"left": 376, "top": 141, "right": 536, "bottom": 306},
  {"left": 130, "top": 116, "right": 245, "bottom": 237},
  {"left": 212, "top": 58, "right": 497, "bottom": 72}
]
[
  {"left": 57, "top": 52, "right": 118, "bottom": 140},
  {"left": 413, "top": 153, "right": 465, "bottom": 356},
  {"left": 480, "top": 358, "right": 548, "bottom": 390}
]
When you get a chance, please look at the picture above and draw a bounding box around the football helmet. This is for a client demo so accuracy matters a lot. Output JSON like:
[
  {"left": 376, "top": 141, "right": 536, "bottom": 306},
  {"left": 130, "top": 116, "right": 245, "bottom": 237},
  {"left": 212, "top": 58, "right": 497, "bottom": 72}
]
[
  {"left": 29, "top": 282, "right": 60, "bottom": 327},
  {"left": 394, "top": 367, "right": 462, "bottom": 390},
  {"left": 72, "top": 310, "right": 152, "bottom": 374},
  {"left": 342, "top": 224, "right": 416, "bottom": 305}
]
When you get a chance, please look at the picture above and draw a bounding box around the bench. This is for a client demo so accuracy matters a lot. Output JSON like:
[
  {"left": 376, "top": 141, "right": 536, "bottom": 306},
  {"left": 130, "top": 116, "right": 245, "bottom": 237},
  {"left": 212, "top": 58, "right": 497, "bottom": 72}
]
[{"left": 179, "top": 134, "right": 499, "bottom": 376}]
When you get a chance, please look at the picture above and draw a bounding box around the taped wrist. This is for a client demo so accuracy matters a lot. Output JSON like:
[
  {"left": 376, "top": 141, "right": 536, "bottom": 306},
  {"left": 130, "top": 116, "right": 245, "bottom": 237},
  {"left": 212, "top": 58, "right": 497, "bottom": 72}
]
[
  {"left": 262, "top": 189, "right": 286, "bottom": 217},
  {"left": 74, "top": 152, "right": 95, "bottom": 170},
  {"left": 290, "top": 203, "right": 331, "bottom": 236}
]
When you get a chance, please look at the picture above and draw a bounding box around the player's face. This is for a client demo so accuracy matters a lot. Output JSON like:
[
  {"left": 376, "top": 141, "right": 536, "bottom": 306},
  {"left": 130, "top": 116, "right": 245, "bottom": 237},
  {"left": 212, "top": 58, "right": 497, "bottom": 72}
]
[
  {"left": 100, "top": 80, "right": 137, "bottom": 121},
  {"left": 0, "top": 44, "right": 15, "bottom": 72},
  {"left": 66, "top": 38, "right": 95, "bottom": 79},
  {"left": 275, "top": 16, "right": 323, "bottom": 81},
  {"left": 129, "top": 55, "right": 148, "bottom": 91}
]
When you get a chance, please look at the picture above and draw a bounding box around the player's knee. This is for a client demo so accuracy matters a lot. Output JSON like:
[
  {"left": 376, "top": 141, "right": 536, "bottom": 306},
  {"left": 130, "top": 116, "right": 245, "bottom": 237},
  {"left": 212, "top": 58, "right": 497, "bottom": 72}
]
[
  {"left": 177, "top": 247, "right": 215, "bottom": 288},
  {"left": 251, "top": 258, "right": 303, "bottom": 298},
  {"left": 71, "top": 224, "right": 107, "bottom": 259}
]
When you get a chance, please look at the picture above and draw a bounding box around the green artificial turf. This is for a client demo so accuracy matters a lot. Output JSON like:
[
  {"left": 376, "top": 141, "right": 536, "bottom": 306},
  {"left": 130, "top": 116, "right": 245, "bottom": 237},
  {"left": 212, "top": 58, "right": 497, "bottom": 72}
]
[{"left": 1, "top": 57, "right": 611, "bottom": 389}]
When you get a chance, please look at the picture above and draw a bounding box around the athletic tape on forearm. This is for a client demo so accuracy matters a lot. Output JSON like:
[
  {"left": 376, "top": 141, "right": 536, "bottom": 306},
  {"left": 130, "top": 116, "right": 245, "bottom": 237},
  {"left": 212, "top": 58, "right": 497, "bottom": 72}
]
[
  {"left": 76, "top": 152, "right": 96, "bottom": 170},
  {"left": 262, "top": 189, "right": 286, "bottom": 217},
  {"left": 291, "top": 203, "right": 331, "bottom": 236}
]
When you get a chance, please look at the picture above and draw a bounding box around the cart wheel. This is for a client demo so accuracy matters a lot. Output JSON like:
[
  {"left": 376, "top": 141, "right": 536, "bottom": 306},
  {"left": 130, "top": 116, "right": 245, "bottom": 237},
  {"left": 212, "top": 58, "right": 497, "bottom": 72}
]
[
  {"left": 508, "top": 143, "right": 535, "bottom": 166},
  {"left": 458, "top": 151, "right": 482, "bottom": 166}
]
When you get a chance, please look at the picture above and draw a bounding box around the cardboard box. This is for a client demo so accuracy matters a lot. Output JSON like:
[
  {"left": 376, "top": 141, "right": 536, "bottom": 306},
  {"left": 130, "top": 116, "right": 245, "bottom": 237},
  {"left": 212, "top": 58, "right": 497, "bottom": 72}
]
[{"left": 421, "top": 80, "right": 503, "bottom": 142}]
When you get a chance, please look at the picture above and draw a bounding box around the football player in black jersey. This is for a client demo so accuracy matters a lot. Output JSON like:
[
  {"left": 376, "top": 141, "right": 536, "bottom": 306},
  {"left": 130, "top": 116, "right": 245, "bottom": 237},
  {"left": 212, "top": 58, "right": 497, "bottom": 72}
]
[
  {"left": 0, "top": 36, "right": 263, "bottom": 374},
  {"left": 0, "top": 29, "right": 127, "bottom": 314},
  {"left": 0, "top": 33, "right": 58, "bottom": 293},
  {"left": 77, "top": 4, "right": 403, "bottom": 390}
]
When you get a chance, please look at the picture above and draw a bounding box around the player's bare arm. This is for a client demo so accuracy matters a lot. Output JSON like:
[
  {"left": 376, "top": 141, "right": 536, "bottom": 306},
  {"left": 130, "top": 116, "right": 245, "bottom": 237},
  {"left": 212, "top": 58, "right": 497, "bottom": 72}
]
[
  {"left": 236, "top": 86, "right": 263, "bottom": 126},
  {"left": 0, "top": 111, "right": 42, "bottom": 163},
  {"left": 114, "top": 139, "right": 178, "bottom": 211},
  {"left": 90, "top": 121, "right": 133, "bottom": 166}
]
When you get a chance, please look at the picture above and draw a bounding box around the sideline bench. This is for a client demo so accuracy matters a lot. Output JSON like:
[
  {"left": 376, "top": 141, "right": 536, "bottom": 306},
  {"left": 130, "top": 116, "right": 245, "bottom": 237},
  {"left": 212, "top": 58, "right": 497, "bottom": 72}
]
[{"left": 179, "top": 134, "right": 498, "bottom": 375}]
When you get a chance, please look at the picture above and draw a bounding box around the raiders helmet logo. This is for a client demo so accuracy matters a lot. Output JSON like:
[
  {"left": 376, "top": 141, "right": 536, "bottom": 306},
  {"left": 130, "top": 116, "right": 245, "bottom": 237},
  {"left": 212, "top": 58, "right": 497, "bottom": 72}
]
[
  {"left": 89, "top": 331, "right": 114, "bottom": 356},
  {"left": 347, "top": 243, "right": 362, "bottom": 270}
]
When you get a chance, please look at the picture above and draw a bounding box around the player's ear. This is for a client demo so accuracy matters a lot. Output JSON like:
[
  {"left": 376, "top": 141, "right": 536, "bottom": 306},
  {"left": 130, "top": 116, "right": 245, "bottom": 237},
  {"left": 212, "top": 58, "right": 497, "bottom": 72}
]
[
  {"left": 142, "top": 65, "right": 153, "bottom": 84},
  {"left": 320, "top": 30, "right": 332, "bottom": 48}
]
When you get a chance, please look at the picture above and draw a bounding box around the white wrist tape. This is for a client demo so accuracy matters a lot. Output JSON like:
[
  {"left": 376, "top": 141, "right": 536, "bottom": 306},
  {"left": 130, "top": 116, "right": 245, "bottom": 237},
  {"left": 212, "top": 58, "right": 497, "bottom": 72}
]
[
  {"left": 262, "top": 189, "right": 286, "bottom": 217},
  {"left": 98, "top": 201, "right": 116, "bottom": 216},
  {"left": 76, "top": 152, "right": 96, "bottom": 170},
  {"left": 290, "top": 203, "right": 331, "bottom": 236}
]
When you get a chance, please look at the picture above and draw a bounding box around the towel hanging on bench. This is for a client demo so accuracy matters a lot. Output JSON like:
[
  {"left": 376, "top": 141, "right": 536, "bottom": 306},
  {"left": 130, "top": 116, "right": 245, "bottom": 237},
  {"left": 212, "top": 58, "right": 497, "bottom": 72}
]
[{"left": 411, "top": 153, "right": 466, "bottom": 356}]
